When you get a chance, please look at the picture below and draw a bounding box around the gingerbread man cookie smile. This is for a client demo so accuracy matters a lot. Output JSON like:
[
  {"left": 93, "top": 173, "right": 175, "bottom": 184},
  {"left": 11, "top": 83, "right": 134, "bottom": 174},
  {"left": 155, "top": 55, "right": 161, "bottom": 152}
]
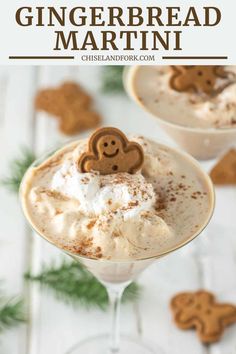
[{"left": 77, "top": 127, "right": 144, "bottom": 175}]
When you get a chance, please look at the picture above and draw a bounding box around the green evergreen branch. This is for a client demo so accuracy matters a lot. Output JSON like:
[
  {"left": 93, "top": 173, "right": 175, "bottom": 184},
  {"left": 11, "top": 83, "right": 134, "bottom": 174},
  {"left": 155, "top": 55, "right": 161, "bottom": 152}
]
[
  {"left": 0, "top": 296, "right": 25, "bottom": 332},
  {"left": 0, "top": 147, "right": 36, "bottom": 193},
  {"left": 101, "top": 66, "right": 125, "bottom": 93},
  {"left": 25, "top": 259, "right": 140, "bottom": 310}
]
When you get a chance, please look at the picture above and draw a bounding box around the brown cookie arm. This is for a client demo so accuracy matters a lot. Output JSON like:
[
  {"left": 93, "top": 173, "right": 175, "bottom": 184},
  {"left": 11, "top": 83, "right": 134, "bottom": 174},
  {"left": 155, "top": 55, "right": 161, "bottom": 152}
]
[
  {"left": 77, "top": 153, "right": 97, "bottom": 173},
  {"left": 79, "top": 111, "right": 101, "bottom": 130},
  {"left": 171, "top": 66, "right": 187, "bottom": 74},
  {"left": 197, "top": 327, "right": 223, "bottom": 344},
  {"left": 35, "top": 89, "right": 62, "bottom": 116},
  {"left": 85, "top": 158, "right": 109, "bottom": 174},
  {"left": 170, "top": 68, "right": 194, "bottom": 92},
  {"left": 199, "top": 316, "right": 222, "bottom": 337},
  {"left": 169, "top": 70, "right": 183, "bottom": 92},
  {"left": 198, "top": 304, "right": 236, "bottom": 343},
  {"left": 170, "top": 294, "right": 197, "bottom": 329},
  {"left": 217, "top": 304, "right": 236, "bottom": 326},
  {"left": 60, "top": 111, "right": 101, "bottom": 136},
  {"left": 123, "top": 142, "right": 144, "bottom": 174},
  {"left": 79, "top": 155, "right": 117, "bottom": 175}
]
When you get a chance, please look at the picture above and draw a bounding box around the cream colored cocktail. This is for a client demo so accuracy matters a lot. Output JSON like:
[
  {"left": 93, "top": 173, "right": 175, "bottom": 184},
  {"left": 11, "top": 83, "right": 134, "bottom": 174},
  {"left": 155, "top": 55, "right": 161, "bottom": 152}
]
[{"left": 125, "top": 66, "right": 236, "bottom": 160}]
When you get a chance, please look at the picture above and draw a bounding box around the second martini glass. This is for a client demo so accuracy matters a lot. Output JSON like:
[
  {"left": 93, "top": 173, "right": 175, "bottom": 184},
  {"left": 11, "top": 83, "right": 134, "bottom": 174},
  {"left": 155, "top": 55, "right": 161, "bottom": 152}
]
[
  {"left": 124, "top": 66, "right": 236, "bottom": 162},
  {"left": 124, "top": 65, "right": 235, "bottom": 260}
]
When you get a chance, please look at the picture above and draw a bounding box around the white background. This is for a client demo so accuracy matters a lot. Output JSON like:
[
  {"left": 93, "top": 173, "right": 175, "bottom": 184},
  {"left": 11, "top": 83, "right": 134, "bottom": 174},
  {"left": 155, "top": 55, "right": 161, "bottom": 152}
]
[
  {"left": 0, "top": 0, "right": 235, "bottom": 65},
  {"left": 0, "top": 65, "right": 236, "bottom": 354}
]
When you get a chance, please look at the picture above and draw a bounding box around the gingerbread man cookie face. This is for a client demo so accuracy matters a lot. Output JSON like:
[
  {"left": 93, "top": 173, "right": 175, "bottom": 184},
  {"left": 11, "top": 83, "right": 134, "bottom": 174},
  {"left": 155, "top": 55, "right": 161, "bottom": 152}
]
[
  {"left": 171, "top": 290, "right": 236, "bottom": 343},
  {"left": 96, "top": 134, "right": 122, "bottom": 159},
  {"left": 77, "top": 127, "right": 144, "bottom": 175},
  {"left": 170, "top": 66, "right": 231, "bottom": 95}
]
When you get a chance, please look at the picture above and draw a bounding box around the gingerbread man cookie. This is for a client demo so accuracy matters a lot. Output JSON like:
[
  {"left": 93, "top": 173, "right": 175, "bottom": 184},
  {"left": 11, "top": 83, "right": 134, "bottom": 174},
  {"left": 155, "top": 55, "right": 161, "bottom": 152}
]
[
  {"left": 77, "top": 127, "right": 144, "bottom": 175},
  {"left": 35, "top": 82, "right": 101, "bottom": 135},
  {"left": 171, "top": 290, "right": 236, "bottom": 343},
  {"left": 169, "top": 66, "right": 232, "bottom": 95}
]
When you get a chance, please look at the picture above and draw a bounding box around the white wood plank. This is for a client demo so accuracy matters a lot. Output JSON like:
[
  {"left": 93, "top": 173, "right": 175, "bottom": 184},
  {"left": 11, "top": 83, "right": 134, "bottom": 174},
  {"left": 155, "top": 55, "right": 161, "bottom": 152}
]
[
  {"left": 28, "top": 66, "right": 78, "bottom": 354},
  {"left": 205, "top": 187, "right": 236, "bottom": 354},
  {"left": 137, "top": 250, "right": 208, "bottom": 353},
  {"left": 0, "top": 66, "right": 37, "bottom": 354}
]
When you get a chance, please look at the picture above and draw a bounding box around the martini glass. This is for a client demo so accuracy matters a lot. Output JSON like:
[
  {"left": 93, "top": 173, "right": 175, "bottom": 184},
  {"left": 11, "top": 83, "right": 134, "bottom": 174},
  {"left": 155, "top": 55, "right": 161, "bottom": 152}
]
[
  {"left": 123, "top": 65, "right": 236, "bottom": 261},
  {"left": 123, "top": 66, "right": 236, "bottom": 161},
  {"left": 20, "top": 147, "right": 215, "bottom": 354}
]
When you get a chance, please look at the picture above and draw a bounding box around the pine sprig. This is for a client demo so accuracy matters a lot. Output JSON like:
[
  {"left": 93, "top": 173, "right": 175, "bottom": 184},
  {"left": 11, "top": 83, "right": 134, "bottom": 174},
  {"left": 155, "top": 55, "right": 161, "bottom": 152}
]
[
  {"left": 0, "top": 296, "right": 25, "bottom": 332},
  {"left": 25, "top": 260, "right": 140, "bottom": 310},
  {"left": 1, "top": 147, "right": 36, "bottom": 193},
  {"left": 101, "top": 66, "right": 124, "bottom": 93}
]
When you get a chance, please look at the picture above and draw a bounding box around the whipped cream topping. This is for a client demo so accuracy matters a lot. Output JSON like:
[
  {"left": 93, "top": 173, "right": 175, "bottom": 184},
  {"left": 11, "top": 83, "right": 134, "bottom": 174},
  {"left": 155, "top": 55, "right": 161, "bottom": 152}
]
[
  {"left": 22, "top": 137, "right": 212, "bottom": 260},
  {"left": 194, "top": 83, "right": 236, "bottom": 127},
  {"left": 132, "top": 66, "right": 236, "bottom": 129},
  {"left": 51, "top": 160, "right": 156, "bottom": 217}
]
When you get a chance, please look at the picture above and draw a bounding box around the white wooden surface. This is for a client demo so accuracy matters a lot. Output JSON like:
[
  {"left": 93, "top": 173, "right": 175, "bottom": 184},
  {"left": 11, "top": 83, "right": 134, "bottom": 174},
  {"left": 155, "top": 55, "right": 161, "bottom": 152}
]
[{"left": 0, "top": 66, "right": 236, "bottom": 354}]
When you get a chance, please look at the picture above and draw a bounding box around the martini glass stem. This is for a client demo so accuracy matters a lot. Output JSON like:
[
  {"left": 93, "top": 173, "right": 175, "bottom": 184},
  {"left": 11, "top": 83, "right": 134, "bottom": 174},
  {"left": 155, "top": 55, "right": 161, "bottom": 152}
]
[{"left": 106, "top": 281, "right": 131, "bottom": 353}]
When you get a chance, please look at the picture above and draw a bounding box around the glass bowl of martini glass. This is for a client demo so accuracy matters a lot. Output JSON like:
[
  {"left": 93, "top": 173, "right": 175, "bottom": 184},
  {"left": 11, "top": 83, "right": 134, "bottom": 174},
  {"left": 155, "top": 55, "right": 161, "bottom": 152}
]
[
  {"left": 124, "top": 65, "right": 236, "bottom": 258},
  {"left": 20, "top": 131, "right": 215, "bottom": 354},
  {"left": 124, "top": 65, "right": 236, "bottom": 162}
]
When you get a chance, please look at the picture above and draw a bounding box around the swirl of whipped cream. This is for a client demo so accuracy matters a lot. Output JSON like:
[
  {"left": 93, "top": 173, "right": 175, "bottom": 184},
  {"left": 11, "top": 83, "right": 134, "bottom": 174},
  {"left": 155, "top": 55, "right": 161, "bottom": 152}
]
[{"left": 51, "top": 159, "right": 156, "bottom": 217}]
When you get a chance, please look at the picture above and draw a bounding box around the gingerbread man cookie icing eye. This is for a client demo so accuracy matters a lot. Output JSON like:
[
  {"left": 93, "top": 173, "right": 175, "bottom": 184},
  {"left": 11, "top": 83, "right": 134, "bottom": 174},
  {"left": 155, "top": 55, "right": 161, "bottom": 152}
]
[
  {"left": 169, "top": 66, "right": 232, "bottom": 95},
  {"left": 77, "top": 127, "right": 144, "bottom": 175},
  {"left": 170, "top": 290, "right": 236, "bottom": 343}
]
